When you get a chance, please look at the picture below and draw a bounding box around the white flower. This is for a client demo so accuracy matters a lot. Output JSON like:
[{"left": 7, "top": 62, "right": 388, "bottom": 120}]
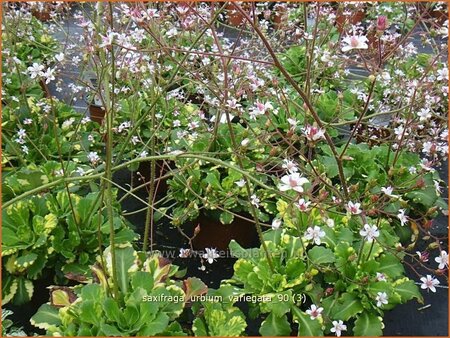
[
  {"left": 55, "top": 52, "right": 65, "bottom": 62},
  {"left": 99, "top": 32, "right": 115, "bottom": 49},
  {"left": 131, "top": 136, "right": 140, "bottom": 145},
  {"left": 305, "top": 226, "right": 325, "bottom": 245},
  {"left": 282, "top": 159, "right": 298, "bottom": 173},
  {"left": 346, "top": 201, "right": 362, "bottom": 215},
  {"left": 117, "top": 121, "right": 131, "bottom": 133},
  {"left": 434, "top": 180, "right": 442, "bottom": 195},
  {"left": 279, "top": 173, "right": 309, "bottom": 193},
  {"left": 203, "top": 248, "right": 219, "bottom": 264},
  {"left": 397, "top": 209, "right": 408, "bottom": 226},
  {"left": 235, "top": 179, "right": 246, "bottom": 187},
  {"left": 381, "top": 186, "right": 394, "bottom": 196},
  {"left": 139, "top": 150, "right": 148, "bottom": 158},
  {"left": 305, "top": 304, "right": 323, "bottom": 320},
  {"left": 303, "top": 125, "right": 326, "bottom": 142},
  {"left": 81, "top": 116, "right": 91, "bottom": 124},
  {"left": 17, "top": 128, "right": 26, "bottom": 139},
  {"left": 416, "top": 251, "right": 429, "bottom": 263},
  {"left": 62, "top": 118, "right": 75, "bottom": 130},
  {"left": 420, "top": 275, "right": 440, "bottom": 293},
  {"left": 87, "top": 151, "right": 100, "bottom": 164},
  {"left": 287, "top": 118, "right": 298, "bottom": 129},
  {"left": 21, "top": 145, "right": 29, "bottom": 154},
  {"left": 437, "top": 67, "right": 448, "bottom": 81},
  {"left": 296, "top": 199, "right": 311, "bottom": 212},
  {"left": 166, "top": 27, "right": 178, "bottom": 38},
  {"left": 173, "top": 119, "right": 181, "bottom": 127},
  {"left": 326, "top": 218, "right": 335, "bottom": 228},
  {"left": 375, "top": 292, "right": 388, "bottom": 307},
  {"left": 271, "top": 218, "right": 282, "bottom": 230},
  {"left": 409, "top": 166, "right": 417, "bottom": 174},
  {"left": 417, "top": 108, "right": 432, "bottom": 121},
  {"left": 376, "top": 272, "right": 387, "bottom": 282},
  {"left": 23, "top": 118, "right": 33, "bottom": 125},
  {"left": 341, "top": 35, "right": 369, "bottom": 52},
  {"left": 179, "top": 248, "right": 191, "bottom": 258},
  {"left": 188, "top": 121, "right": 199, "bottom": 130},
  {"left": 250, "top": 194, "right": 260, "bottom": 207},
  {"left": 227, "top": 98, "right": 242, "bottom": 109},
  {"left": 27, "top": 63, "right": 44, "bottom": 78},
  {"left": 76, "top": 167, "right": 86, "bottom": 176},
  {"left": 435, "top": 251, "right": 448, "bottom": 270},
  {"left": 330, "top": 320, "right": 347, "bottom": 337},
  {"left": 249, "top": 101, "right": 272, "bottom": 120},
  {"left": 198, "top": 264, "right": 206, "bottom": 271},
  {"left": 241, "top": 138, "right": 250, "bottom": 146},
  {"left": 42, "top": 67, "right": 56, "bottom": 84},
  {"left": 360, "top": 223, "right": 380, "bottom": 241}
]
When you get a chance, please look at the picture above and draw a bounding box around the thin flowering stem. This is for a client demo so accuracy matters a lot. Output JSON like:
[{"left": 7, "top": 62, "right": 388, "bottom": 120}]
[
  {"left": 339, "top": 76, "right": 377, "bottom": 159},
  {"left": 234, "top": 3, "right": 350, "bottom": 200},
  {"left": 100, "top": 2, "right": 119, "bottom": 299},
  {"left": 3, "top": 153, "right": 291, "bottom": 209},
  {"left": 210, "top": 14, "right": 275, "bottom": 272}
]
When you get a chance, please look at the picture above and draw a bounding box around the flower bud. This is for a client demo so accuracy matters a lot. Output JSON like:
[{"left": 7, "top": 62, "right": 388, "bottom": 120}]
[{"left": 377, "top": 16, "right": 388, "bottom": 32}]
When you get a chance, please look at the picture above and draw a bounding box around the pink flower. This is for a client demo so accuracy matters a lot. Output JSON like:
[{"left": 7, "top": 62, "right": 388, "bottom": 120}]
[
  {"left": 346, "top": 201, "right": 362, "bottom": 215},
  {"left": 342, "top": 35, "right": 369, "bottom": 52},
  {"left": 376, "top": 16, "right": 388, "bottom": 31},
  {"left": 305, "top": 226, "right": 325, "bottom": 245},
  {"left": 279, "top": 173, "right": 309, "bottom": 193},
  {"left": 331, "top": 320, "right": 347, "bottom": 337},
  {"left": 435, "top": 251, "right": 448, "bottom": 270},
  {"left": 375, "top": 292, "right": 388, "bottom": 307},
  {"left": 360, "top": 223, "right": 380, "bottom": 241},
  {"left": 296, "top": 199, "right": 311, "bottom": 212},
  {"left": 420, "top": 275, "right": 440, "bottom": 293},
  {"left": 303, "top": 125, "right": 325, "bottom": 142},
  {"left": 305, "top": 304, "right": 323, "bottom": 320}
]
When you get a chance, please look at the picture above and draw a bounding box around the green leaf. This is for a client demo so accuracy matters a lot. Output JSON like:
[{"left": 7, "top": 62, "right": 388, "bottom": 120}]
[
  {"left": 331, "top": 293, "right": 364, "bottom": 321},
  {"left": 308, "top": 246, "right": 335, "bottom": 265},
  {"left": 353, "top": 312, "right": 383, "bottom": 336},
  {"left": 183, "top": 277, "right": 208, "bottom": 303},
  {"left": 205, "top": 306, "right": 247, "bottom": 336},
  {"left": 259, "top": 313, "right": 291, "bottom": 336},
  {"left": 80, "top": 284, "right": 103, "bottom": 301},
  {"left": 406, "top": 187, "right": 437, "bottom": 208},
  {"left": 393, "top": 278, "right": 423, "bottom": 304},
  {"left": 229, "top": 242, "right": 260, "bottom": 266},
  {"left": 265, "top": 291, "right": 292, "bottom": 317},
  {"left": 103, "top": 298, "right": 124, "bottom": 325},
  {"left": 1, "top": 276, "right": 18, "bottom": 305},
  {"left": 139, "top": 312, "right": 170, "bottom": 335},
  {"left": 131, "top": 271, "right": 154, "bottom": 293},
  {"left": 15, "top": 253, "right": 38, "bottom": 269},
  {"left": 291, "top": 306, "right": 323, "bottom": 336},
  {"left": 204, "top": 171, "right": 222, "bottom": 190},
  {"left": 79, "top": 300, "right": 102, "bottom": 325},
  {"left": 114, "top": 246, "right": 136, "bottom": 294},
  {"left": 378, "top": 254, "right": 404, "bottom": 279},
  {"left": 30, "top": 304, "right": 61, "bottom": 330},
  {"left": 192, "top": 318, "right": 208, "bottom": 336},
  {"left": 13, "top": 277, "right": 33, "bottom": 305},
  {"left": 100, "top": 323, "right": 123, "bottom": 336},
  {"left": 220, "top": 211, "right": 234, "bottom": 225}
]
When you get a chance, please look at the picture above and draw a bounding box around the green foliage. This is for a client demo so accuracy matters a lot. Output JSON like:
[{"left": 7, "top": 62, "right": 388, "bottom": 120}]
[
  {"left": 31, "top": 250, "right": 193, "bottom": 336},
  {"left": 2, "top": 191, "right": 138, "bottom": 305},
  {"left": 226, "top": 215, "right": 422, "bottom": 336},
  {"left": 2, "top": 309, "right": 27, "bottom": 336},
  {"left": 168, "top": 123, "right": 274, "bottom": 226},
  {"left": 313, "top": 143, "right": 447, "bottom": 223}
]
